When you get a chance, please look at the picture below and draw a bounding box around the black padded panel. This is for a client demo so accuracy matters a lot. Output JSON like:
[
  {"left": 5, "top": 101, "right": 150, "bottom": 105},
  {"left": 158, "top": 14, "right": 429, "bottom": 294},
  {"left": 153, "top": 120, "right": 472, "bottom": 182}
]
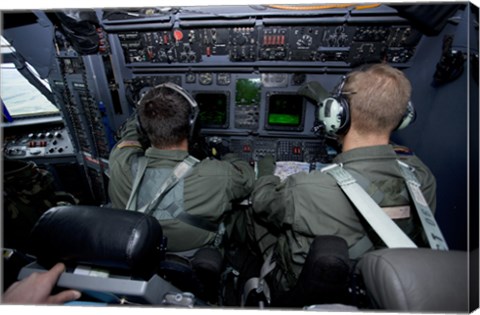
[
  {"left": 28, "top": 205, "right": 163, "bottom": 278},
  {"left": 272, "top": 235, "right": 351, "bottom": 307}
]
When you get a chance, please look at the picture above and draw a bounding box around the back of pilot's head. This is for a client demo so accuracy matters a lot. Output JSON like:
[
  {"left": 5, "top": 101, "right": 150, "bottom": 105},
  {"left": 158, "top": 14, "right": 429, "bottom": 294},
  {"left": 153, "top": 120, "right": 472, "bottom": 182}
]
[
  {"left": 137, "top": 85, "right": 191, "bottom": 148},
  {"left": 344, "top": 63, "right": 412, "bottom": 135}
]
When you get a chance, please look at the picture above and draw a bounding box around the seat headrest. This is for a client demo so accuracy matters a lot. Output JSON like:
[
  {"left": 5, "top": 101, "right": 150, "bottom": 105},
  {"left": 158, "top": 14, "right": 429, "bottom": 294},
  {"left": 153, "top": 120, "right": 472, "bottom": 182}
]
[
  {"left": 28, "top": 205, "right": 163, "bottom": 279},
  {"left": 359, "top": 248, "right": 468, "bottom": 312}
]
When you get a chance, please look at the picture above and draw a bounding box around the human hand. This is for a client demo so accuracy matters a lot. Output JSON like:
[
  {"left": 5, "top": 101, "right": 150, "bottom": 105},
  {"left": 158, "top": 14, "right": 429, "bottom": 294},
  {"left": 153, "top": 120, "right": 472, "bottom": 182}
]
[
  {"left": 257, "top": 155, "right": 276, "bottom": 177},
  {"left": 3, "top": 263, "right": 81, "bottom": 304}
]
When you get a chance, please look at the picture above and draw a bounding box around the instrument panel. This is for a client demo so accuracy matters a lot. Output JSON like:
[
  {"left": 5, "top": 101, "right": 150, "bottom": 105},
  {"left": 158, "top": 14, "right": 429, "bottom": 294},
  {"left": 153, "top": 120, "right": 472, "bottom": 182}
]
[
  {"left": 115, "top": 24, "right": 420, "bottom": 66},
  {"left": 226, "top": 135, "right": 333, "bottom": 165},
  {"left": 4, "top": 126, "right": 75, "bottom": 160},
  {"left": 128, "top": 72, "right": 316, "bottom": 134},
  {"left": 127, "top": 71, "right": 338, "bottom": 164}
]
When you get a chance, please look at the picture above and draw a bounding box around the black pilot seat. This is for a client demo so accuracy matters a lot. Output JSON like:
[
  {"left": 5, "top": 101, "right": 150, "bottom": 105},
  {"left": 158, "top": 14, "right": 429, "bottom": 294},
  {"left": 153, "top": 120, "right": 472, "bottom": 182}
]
[{"left": 17, "top": 205, "right": 200, "bottom": 306}]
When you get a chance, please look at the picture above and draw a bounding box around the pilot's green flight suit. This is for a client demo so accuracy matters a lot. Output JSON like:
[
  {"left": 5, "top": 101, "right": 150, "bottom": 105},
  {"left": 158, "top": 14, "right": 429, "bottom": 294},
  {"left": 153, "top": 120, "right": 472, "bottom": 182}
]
[
  {"left": 108, "top": 115, "right": 255, "bottom": 252},
  {"left": 250, "top": 145, "right": 437, "bottom": 291}
]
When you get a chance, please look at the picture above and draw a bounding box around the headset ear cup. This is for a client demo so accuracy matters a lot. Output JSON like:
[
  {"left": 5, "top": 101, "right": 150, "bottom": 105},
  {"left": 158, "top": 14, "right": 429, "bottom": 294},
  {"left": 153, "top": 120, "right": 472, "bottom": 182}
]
[
  {"left": 396, "top": 101, "right": 416, "bottom": 130},
  {"left": 318, "top": 96, "right": 350, "bottom": 136}
]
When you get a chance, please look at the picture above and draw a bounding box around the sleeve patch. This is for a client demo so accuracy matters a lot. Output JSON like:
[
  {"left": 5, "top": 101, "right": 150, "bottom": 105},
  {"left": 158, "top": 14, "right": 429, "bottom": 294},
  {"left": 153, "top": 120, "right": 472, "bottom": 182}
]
[{"left": 117, "top": 140, "right": 142, "bottom": 149}]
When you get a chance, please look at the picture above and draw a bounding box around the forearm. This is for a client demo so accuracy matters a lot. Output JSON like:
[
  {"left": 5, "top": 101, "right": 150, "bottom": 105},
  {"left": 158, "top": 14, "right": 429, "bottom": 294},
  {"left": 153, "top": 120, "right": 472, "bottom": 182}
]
[
  {"left": 223, "top": 153, "right": 256, "bottom": 199},
  {"left": 224, "top": 154, "right": 254, "bottom": 175},
  {"left": 251, "top": 175, "right": 288, "bottom": 229}
]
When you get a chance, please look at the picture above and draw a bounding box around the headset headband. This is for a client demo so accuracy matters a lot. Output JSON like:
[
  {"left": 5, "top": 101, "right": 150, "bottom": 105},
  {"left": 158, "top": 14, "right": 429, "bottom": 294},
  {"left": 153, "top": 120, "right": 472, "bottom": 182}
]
[{"left": 333, "top": 75, "right": 347, "bottom": 97}]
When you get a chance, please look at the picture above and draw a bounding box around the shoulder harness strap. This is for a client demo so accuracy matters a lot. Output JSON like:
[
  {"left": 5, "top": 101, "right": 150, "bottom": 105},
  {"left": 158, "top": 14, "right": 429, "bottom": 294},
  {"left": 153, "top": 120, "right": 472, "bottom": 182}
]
[
  {"left": 396, "top": 160, "right": 448, "bottom": 250},
  {"left": 321, "top": 163, "right": 417, "bottom": 250},
  {"left": 126, "top": 156, "right": 148, "bottom": 211},
  {"left": 126, "top": 155, "right": 219, "bottom": 233}
]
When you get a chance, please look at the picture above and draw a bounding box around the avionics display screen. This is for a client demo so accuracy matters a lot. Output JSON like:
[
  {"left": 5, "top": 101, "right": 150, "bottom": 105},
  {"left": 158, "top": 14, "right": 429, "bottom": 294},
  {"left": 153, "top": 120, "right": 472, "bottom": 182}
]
[
  {"left": 235, "top": 78, "right": 261, "bottom": 106},
  {"left": 266, "top": 94, "right": 304, "bottom": 131},
  {"left": 194, "top": 92, "right": 229, "bottom": 128}
]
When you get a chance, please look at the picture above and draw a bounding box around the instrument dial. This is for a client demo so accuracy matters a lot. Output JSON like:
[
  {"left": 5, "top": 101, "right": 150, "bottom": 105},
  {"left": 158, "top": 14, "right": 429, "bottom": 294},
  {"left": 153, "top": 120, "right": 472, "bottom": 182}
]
[
  {"left": 199, "top": 72, "right": 213, "bottom": 85},
  {"left": 296, "top": 35, "right": 313, "bottom": 48},
  {"left": 217, "top": 73, "right": 231, "bottom": 85},
  {"left": 185, "top": 73, "right": 196, "bottom": 83}
]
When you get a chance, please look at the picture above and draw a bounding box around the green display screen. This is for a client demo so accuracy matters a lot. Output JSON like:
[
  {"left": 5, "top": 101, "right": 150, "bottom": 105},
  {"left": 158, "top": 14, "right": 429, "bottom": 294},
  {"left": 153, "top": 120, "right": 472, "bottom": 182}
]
[
  {"left": 267, "top": 94, "right": 303, "bottom": 127},
  {"left": 268, "top": 113, "right": 300, "bottom": 125},
  {"left": 195, "top": 92, "right": 228, "bottom": 128},
  {"left": 235, "top": 78, "right": 261, "bottom": 106}
]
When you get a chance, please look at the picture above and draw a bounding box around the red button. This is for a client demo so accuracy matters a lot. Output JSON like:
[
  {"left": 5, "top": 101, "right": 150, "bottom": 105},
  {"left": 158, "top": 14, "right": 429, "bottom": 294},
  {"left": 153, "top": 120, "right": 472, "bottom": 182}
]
[{"left": 173, "top": 30, "right": 183, "bottom": 41}]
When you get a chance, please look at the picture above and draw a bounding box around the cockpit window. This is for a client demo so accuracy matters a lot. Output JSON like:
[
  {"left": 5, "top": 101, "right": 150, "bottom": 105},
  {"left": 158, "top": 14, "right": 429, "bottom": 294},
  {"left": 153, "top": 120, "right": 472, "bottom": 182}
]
[{"left": 1, "top": 37, "right": 59, "bottom": 119}]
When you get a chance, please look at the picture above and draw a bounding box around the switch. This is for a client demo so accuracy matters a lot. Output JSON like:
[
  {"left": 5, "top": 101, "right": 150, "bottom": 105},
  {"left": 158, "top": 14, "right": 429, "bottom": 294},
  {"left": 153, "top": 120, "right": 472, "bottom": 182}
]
[{"left": 173, "top": 30, "right": 184, "bottom": 41}]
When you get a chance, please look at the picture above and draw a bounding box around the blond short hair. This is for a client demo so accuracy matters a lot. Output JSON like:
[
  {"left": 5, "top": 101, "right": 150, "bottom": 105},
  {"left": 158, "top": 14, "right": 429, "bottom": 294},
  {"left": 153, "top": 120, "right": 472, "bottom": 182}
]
[{"left": 343, "top": 63, "right": 412, "bottom": 134}]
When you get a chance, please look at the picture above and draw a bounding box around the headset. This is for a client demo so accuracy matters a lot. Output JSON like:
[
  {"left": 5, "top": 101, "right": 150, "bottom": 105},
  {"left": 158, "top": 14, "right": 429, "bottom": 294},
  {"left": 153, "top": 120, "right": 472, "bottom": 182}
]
[
  {"left": 136, "top": 82, "right": 199, "bottom": 139},
  {"left": 318, "top": 75, "right": 416, "bottom": 137}
]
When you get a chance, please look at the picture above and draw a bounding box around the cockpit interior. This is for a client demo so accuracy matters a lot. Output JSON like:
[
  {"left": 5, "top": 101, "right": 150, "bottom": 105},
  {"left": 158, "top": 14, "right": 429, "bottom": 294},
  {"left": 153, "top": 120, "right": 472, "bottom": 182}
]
[{"left": 1, "top": 2, "right": 478, "bottom": 312}]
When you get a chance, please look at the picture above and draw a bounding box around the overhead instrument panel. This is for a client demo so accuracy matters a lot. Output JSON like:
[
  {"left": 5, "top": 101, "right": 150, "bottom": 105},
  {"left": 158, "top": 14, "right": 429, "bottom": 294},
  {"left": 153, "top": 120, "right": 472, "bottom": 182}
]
[
  {"left": 115, "top": 25, "right": 421, "bottom": 66},
  {"left": 108, "top": 6, "right": 422, "bottom": 68},
  {"left": 118, "top": 30, "right": 203, "bottom": 63}
]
